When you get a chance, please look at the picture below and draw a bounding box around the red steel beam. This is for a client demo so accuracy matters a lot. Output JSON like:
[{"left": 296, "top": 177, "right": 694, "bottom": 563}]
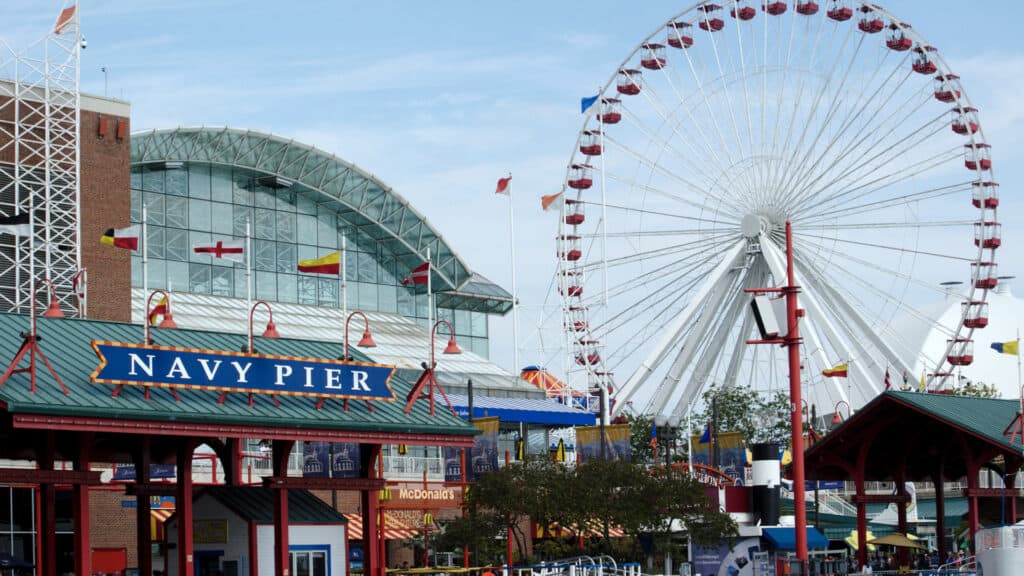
[
  {"left": 11, "top": 413, "right": 474, "bottom": 446},
  {"left": 0, "top": 468, "right": 103, "bottom": 485},
  {"left": 963, "top": 488, "right": 1024, "bottom": 498},
  {"left": 850, "top": 494, "right": 911, "bottom": 504},
  {"left": 262, "top": 476, "right": 385, "bottom": 491}
]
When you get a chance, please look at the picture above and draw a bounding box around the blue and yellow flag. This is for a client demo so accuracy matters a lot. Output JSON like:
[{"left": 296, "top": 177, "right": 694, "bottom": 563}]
[{"left": 991, "top": 340, "right": 1020, "bottom": 355}]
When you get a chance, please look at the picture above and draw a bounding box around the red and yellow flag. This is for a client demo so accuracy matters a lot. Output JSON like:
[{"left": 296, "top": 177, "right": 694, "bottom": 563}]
[
  {"left": 822, "top": 363, "right": 848, "bottom": 378},
  {"left": 297, "top": 252, "right": 340, "bottom": 274},
  {"left": 148, "top": 296, "right": 168, "bottom": 326}
]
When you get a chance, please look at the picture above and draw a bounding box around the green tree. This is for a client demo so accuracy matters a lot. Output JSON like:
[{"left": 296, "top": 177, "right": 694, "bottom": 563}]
[
  {"left": 626, "top": 413, "right": 655, "bottom": 463},
  {"left": 690, "top": 383, "right": 790, "bottom": 445},
  {"left": 950, "top": 380, "right": 1001, "bottom": 398}
]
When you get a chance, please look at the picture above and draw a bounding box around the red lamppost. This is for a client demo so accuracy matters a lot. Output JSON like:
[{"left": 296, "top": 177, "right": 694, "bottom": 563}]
[
  {"left": 431, "top": 319, "right": 462, "bottom": 364},
  {"left": 0, "top": 278, "right": 69, "bottom": 394},
  {"left": 342, "top": 310, "right": 377, "bottom": 360},
  {"left": 831, "top": 400, "right": 851, "bottom": 426},
  {"left": 144, "top": 289, "right": 178, "bottom": 344},
  {"left": 403, "top": 320, "right": 461, "bottom": 416},
  {"left": 246, "top": 300, "right": 280, "bottom": 353}
]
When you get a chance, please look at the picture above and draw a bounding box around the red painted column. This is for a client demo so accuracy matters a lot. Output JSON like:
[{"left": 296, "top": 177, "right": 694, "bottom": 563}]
[
  {"left": 362, "top": 444, "right": 382, "bottom": 576},
  {"left": 73, "top": 434, "right": 93, "bottom": 576},
  {"left": 966, "top": 461, "right": 980, "bottom": 554},
  {"left": 273, "top": 440, "right": 295, "bottom": 576},
  {"left": 896, "top": 480, "right": 908, "bottom": 569},
  {"left": 177, "top": 443, "right": 195, "bottom": 576},
  {"left": 248, "top": 521, "right": 260, "bottom": 576},
  {"left": 854, "top": 472, "right": 867, "bottom": 570},
  {"left": 934, "top": 475, "right": 946, "bottom": 560},
  {"left": 135, "top": 437, "right": 153, "bottom": 576},
  {"left": 39, "top": 433, "right": 57, "bottom": 576},
  {"left": 784, "top": 222, "right": 808, "bottom": 568}
]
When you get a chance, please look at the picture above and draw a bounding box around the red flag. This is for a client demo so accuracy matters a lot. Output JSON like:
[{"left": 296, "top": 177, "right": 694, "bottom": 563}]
[
  {"left": 72, "top": 269, "right": 86, "bottom": 301},
  {"left": 495, "top": 176, "right": 512, "bottom": 195},
  {"left": 54, "top": 5, "right": 77, "bottom": 34},
  {"left": 541, "top": 191, "right": 563, "bottom": 211},
  {"left": 402, "top": 262, "right": 429, "bottom": 285},
  {"left": 884, "top": 368, "right": 892, "bottom": 391}
]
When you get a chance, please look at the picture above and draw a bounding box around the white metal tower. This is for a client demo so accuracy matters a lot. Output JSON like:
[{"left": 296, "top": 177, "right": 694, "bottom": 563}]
[{"left": 0, "top": 1, "right": 82, "bottom": 314}]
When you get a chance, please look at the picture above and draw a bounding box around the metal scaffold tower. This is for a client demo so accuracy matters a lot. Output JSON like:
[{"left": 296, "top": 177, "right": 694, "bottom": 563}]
[{"left": 0, "top": 1, "right": 82, "bottom": 314}]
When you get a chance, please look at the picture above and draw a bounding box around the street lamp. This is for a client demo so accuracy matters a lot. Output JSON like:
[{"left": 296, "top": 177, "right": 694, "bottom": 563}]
[
  {"left": 35, "top": 279, "right": 65, "bottom": 325},
  {"left": 342, "top": 310, "right": 376, "bottom": 361},
  {"left": 831, "top": 400, "right": 851, "bottom": 426},
  {"left": 144, "top": 289, "right": 177, "bottom": 344},
  {"left": 430, "top": 319, "right": 462, "bottom": 367},
  {"left": 247, "top": 300, "right": 279, "bottom": 353}
]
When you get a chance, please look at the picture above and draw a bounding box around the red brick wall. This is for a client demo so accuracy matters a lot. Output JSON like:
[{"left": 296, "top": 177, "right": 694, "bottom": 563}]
[
  {"left": 89, "top": 488, "right": 138, "bottom": 568},
  {"left": 79, "top": 109, "right": 131, "bottom": 322}
]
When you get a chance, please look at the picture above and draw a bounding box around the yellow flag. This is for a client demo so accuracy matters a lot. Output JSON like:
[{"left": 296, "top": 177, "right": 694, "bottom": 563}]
[{"left": 918, "top": 372, "right": 926, "bottom": 392}]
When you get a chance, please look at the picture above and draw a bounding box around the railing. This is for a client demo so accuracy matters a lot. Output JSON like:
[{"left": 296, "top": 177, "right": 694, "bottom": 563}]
[
  {"left": 382, "top": 455, "right": 444, "bottom": 480},
  {"left": 508, "top": 555, "right": 642, "bottom": 576}
]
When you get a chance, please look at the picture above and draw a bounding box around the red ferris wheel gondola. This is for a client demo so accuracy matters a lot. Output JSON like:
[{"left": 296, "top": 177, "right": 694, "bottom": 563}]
[
  {"left": 796, "top": 1, "right": 819, "bottom": 15},
  {"left": 764, "top": 1, "right": 788, "bottom": 16},
  {"left": 935, "top": 74, "right": 962, "bottom": 103},
  {"left": 666, "top": 21, "right": 694, "bottom": 48},
  {"left": 886, "top": 23, "right": 913, "bottom": 51},
  {"left": 617, "top": 69, "right": 642, "bottom": 95},
  {"left": 974, "top": 221, "right": 1002, "bottom": 249},
  {"left": 731, "top": 0, "right": 757, "bottom": 20},
  {"left": 962, "top": 301, "right": 989, "bottom": 329},
  {"left": 964, "top": 144, "right": 992, "bottom": 171},
  {"left": 912, "top": 45, "right": 938, "bottom": 74},
  {"left": 827, "top": 0, "right": 852, "bottom": 21},
  {"left": 951, "top": 107, "right": 980, "bottom": 135},
  {"left": 857, "top": 5, "right": 884, "bottom": 33},
  {"left": 640, "top": 43, "right": 667, "bottom": 69},
  {"left": 564, "top": 199, "right": 586, "bottom": 226},
  {"left": 972, "top": 181, "right": 999, "bottom": 209},
  {"left": 699, "top": 4, "right": 725, "bottom": 31}
]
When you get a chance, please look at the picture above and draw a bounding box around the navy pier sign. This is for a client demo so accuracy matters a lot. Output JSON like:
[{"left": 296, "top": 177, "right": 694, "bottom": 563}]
[{"left": 90, "top": 341, "right": 396, "bottom": 401}]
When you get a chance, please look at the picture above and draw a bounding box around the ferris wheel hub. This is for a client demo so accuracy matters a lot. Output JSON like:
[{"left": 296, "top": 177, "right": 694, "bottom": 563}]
[{"left": 741, "top": 213, "right": 769, "bottom": 238}]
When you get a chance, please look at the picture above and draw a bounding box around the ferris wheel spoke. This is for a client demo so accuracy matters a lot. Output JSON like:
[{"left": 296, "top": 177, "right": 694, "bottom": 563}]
[
  {"left": 793, "top": 231, "right": 974, "bottom": 263},
  {"left": 781, "top": 55, "right": 917, "bottom": 210},
  {"left": 603, "top": 169, "right": 746, "bottom": 218},
  {"left": 795, "top": 139, "right": 961, "bottom": 218},
  {"left": 581, "top": 199, "right": 742, "bottom": 226},
  {"left": 792, "top": 219, "right": 974, "bottom": 231},
  {"left": 768, "top": 24, "right": 864, "bottom": 205},
  {"left": 785, "top": 86, "right": 937, "bottom": 210},
  {"left": 599, "top": 132, "right": 746, "bottom": 212},
  {"left": 794, "top": 181, "right": 972, "bottom": 223},
  {"left": 576, "top": 231, "right": 736, "bottom": 274}
]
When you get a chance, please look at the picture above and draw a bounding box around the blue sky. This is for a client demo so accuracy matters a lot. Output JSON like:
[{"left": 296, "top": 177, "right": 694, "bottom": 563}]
[{"left": 2, "top": 1, "right": 1022, "bottom": 380}]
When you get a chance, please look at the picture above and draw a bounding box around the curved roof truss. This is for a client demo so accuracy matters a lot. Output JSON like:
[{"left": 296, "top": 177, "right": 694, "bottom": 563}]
[{"left": 130, "top": 127, "right": 470, "bottom": 291}]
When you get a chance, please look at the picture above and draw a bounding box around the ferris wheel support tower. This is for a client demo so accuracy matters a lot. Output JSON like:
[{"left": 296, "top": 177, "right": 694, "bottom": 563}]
[{"left": 0, "top": 1, "right": 83, "bottom": 315}]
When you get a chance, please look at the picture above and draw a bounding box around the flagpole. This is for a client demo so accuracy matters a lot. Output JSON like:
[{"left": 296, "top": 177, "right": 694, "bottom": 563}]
[
  {"left": 427, "top": 246, "right": 433, "bottom": 360},
  {"left": 245, "top": 217, "right": 252, "bottom": 314},
  {"left": 341, "top": 236, "right": 347, "bottom": 322},
  {"left": 142, "top": 203, "right": 148, "bottom": 317},
  {"left": 506, "top": 173, "right": 520, "bottom": 376}
]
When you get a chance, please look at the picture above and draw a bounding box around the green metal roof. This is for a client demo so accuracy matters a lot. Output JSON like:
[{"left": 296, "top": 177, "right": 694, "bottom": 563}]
[
  {"left": 193, "top": 486, "right": 346, "bottom": 524},
  {"left": 130, "top": 127, "right": 471, "bottom": 292},
  {"left": 885, "top": 391, "right": 1020, "bottom": 450},
  {"left": 0, "top": 312, "right": 476, "bottom": 439}
]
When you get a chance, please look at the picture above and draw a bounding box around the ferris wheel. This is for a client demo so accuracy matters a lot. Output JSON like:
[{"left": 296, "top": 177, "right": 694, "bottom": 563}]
[{"left": 555, "top": 0, "right": 1000, "bottom": 423}]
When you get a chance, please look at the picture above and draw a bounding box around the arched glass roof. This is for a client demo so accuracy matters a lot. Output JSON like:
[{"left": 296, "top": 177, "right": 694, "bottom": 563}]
[{"left": 130, "top": 127, "right": 471, "bottom": 291}]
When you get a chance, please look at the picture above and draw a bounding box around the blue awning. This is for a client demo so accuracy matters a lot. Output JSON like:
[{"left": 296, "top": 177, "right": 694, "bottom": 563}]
[
  {"left": 762, "top": 527, "right": 830, "bottom": 550},
  {"left": 442, "top": 394, "right": 596, "bottom": 427}
]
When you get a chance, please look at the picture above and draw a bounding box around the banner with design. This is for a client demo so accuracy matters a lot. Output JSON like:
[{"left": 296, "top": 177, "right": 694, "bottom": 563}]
[
  {"left": 331, "top": 442, "right": 361, "bottom": 478},
  {"left": 577, "top": 424, "right": 632, "bottom": 463},
  {"left": 690, "top": 431, "right": 746, "bottom": 486},
  {"left": 301, "top": 442, "right": 361, "bottom": 478},
  {"left": 470, "top": 416, "right": 499, "bottom": 480}
]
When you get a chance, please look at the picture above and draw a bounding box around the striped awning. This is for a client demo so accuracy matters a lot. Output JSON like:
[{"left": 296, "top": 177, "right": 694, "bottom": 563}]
[
  {"left": 536, "top": 521, "right": 625, "bottom": 539},
  {"left": 151, "top": 508, "right": 174, "bottom": 541},
  {"left": 343, "top": 512, "right": 419, "bottom": 540}
]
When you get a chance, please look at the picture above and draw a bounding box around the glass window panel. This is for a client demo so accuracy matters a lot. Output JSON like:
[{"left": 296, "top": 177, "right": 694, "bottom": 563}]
[
  {"left": 379, "top": 284, "right": 397, "bottom": 313},
  {"left": 313, "top": 552, "right": 327, "bottom": 576},
  {"left": 415, "top": 293, "right": 428, "bottom": 319},
  {"left": 166, "top": 168, "right": 187, "bottom": 196},
  {"left": 144, "top": 192, "right": 165, "bottom": 225},
  {"left": 317, "top": 211, "right": 337, "bottom": 248},
  {"left": 256, "top": 271, "right": 277, "bottom": 301},
  {"left": 166, "top": 260, "right": 189, "bottom": 292},
  {"left": 277, "top": 273, "right": 297, "bottom": 303},
  {"left": 131, "top": 255, "right": 142, "bottom": 287},
  {"left": 149, "top": 259, "right": 166, "bottom": 290},
  {"left": 12, "top": 534, "right": 33, "bottom": 564},
  {"left": 11, "top": 487, "right": 32, "bottom": 530},
  {"left": 130, "top": 189, "right": 142, "bottom": 223},
  {"left": 165, "top": 228, "right": 189, "bottom": 262},
  {"left": 345, "top": 281, "right": 359, "bottom": 309},
  {"left": 471, "top": 311, "right": 488, "bottom": 337},
  {"left": 454, "top": 309, "right": 471, "bottom": 336},
  {"left": 277, "top": 211, "right": 296, "bottom": 243},
  {"left": 189, "top": 263, "right": 211, "bottom": 294},
  {"left": 276, "top": 243, "right": 296, "bottom": 273},
  {"left": 188, "top": 199, "right": 211, "bottom": 232},
  {"left": 233, "top": 172, "right": 253, "bottom": 205},
  {"left": 233, "top": 205, "right": 253, "bottom": 237},
  {"left": 380, "top": 256, "right": 397, "bottom": 285},
  {"left": 437, "top": 308, "right": 454, "bottom": 324},
  {"left": 211, "top": 166, "right": 233, "bottom": 203},
  {"left": 254, "top": 239, "right": 275, "bottom": 272},
  {"left": 276, "top": 189, "right": 295, "bottom": 212},
  {"left": 345, "top": 249, "right": 358, "bottom": 281},
  {"left": 255, "top": 209, "right": 275, "bottom": 240},
  {"left": 211, "top": 203, "right": 233, "bottom": 235},
  {"left": 234, "top": 268, "right": 247, "bottom": 299},
  {"left": 297, "top": 244, "right": 319, "bottom": 263},
  {"left": 297, "top": 215, "right": 317, "bottom": 245},
  {"left": 165, "top": 195, "right": 188, "bottom": 229},
  {"left": 188, "top": 164, "right": 211, "bottom": 199},
  {"left": 189, "top": 231, "right": 212, "bottom": 262},
  {"left": 255, "top": 186, "right": 277, "bottom": 209},
  {"left": 211, "top": 266, "right": 233, "bottom": 296},
  {"left": 397, "top": 287, "right": 415, "bottom": 317},
  {"left": 319, "top": 277, "right": 338, "bottom": 307},
  {"left": 142, "top": 168, "right": 164, "bottom": 193},
  {"left": 357, "top": 251, "right": 378, "bottom": 283},
  {"left": 357, "top": 281, "right": 378, "bottom": 311},
  {"left": 298, "top": 276, "right": 318, "bottom": 305},
  {"left": 146, "top": 227, "right": 165, "bottom": 259},
  {"left": 471, "top": 337, "right": 489, "bottom": 359},
  {"left": 296, "top": 192, "right": 316, "bottom": 214},
  {"left": 130, "top": 169, "right": 142, "bottom": 192}
]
